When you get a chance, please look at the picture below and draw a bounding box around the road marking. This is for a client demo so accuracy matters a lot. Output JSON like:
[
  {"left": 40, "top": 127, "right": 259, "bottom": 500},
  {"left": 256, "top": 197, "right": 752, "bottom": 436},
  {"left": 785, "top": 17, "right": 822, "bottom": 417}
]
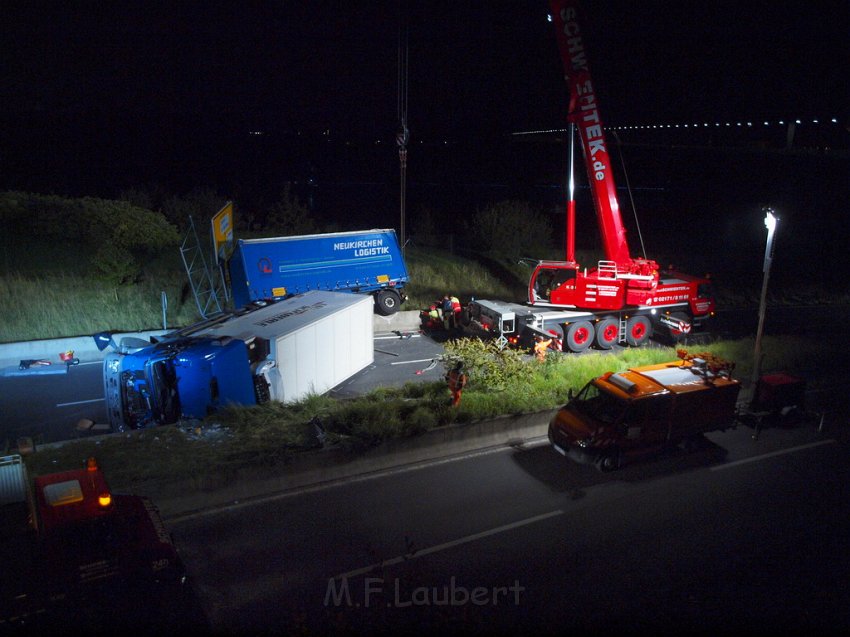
[
  {"left": 390, "top": 358, "right": 436, "bottom": 366},
  {"left": 56, "top": 398, "right": 105, "bottom": 407},
  {"left": 166, "top": 437, "right": 550, "bottom": 524},
  {"left": 710, "top": 439, "right": 836, "bottom": 471},
  {"left": 333, "top": 509, "right": 565, "bottom": 580},
  {"left": 374, "top": 333, "right": 421, "bottom": 341}
]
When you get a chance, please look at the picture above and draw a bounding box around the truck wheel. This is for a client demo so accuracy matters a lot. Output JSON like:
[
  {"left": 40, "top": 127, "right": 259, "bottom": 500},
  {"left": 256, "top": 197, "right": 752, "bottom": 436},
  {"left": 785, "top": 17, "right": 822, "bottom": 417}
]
[
  {"left": 626, "top": 315, "right": 652, "bottom": 347},
  {"left": 594, "top": 317, "right": 619, "bottom": 349},
  {"left": 375, "top": 290, "right": 400, "bottom": 316},
  {"left": 565, "top": 321, "right": 593, "bottom": 352},
  {"left": 596, "top": 450, "right": 619, "bottom": 472},
  {"left": 668, "top": 311, "right": 692, "bottom": 342}
]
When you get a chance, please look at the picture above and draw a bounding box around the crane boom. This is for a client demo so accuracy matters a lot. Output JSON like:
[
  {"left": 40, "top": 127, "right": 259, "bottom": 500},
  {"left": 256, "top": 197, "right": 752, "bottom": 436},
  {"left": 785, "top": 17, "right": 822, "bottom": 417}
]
[{"left": 549, "top": 0, "right": 630, "bottom": 268}]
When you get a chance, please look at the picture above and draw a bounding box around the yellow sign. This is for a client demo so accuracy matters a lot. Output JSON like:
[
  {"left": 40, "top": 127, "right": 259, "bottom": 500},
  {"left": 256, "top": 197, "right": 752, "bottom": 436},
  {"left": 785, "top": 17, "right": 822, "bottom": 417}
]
[{"left": 211, "top": 201, "right": 234, "bottom": 261}]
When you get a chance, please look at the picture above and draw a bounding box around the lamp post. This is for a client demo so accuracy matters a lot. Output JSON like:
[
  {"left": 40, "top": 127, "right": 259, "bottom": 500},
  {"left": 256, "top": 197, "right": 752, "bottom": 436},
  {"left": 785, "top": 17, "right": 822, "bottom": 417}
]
[{"left": 751, "top": 208, "right": 778, "bottom": 392}]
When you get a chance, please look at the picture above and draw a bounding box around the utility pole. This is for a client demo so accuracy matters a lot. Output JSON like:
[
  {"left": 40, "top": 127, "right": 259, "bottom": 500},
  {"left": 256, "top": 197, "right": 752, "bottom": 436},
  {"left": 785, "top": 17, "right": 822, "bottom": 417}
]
[
  {"left": 397, "top": 0, "right": 409, "bottom": 255},
  {"left": 751, "top": 208, "right": 778, "bottom": 390}
]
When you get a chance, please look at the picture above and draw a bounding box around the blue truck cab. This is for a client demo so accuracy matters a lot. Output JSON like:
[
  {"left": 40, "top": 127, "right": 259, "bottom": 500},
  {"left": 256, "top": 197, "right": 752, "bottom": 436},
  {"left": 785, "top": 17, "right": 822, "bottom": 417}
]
[
  {"left": 228, "top": 229, "right": 409, "bottom": 315},
  {"left": 102, "top": 334, "right": 266, "bottom": 431}
]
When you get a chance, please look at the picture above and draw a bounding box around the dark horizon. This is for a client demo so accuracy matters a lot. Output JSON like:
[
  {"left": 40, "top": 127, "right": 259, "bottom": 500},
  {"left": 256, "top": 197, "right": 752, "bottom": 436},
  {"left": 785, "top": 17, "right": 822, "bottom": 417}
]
[{"left": 2, "top": 0, "right": 847, "bottom": 202}]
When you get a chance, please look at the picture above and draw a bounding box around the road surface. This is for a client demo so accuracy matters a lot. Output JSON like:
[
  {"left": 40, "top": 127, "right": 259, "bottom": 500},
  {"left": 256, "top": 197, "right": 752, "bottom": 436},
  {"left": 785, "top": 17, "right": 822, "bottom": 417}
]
[{"left": 167, "top": 419, "right": 850, "bottom": 635}]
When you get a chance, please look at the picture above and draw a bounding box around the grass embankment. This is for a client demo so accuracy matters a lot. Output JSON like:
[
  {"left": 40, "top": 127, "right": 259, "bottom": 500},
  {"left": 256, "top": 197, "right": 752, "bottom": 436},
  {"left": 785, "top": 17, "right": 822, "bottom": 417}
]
[
  {"left": 22, "top": 333, "right": 833, "bottom": 492},
  {"left": 0, "top": 244, "right": 518, "bottom": 343}
]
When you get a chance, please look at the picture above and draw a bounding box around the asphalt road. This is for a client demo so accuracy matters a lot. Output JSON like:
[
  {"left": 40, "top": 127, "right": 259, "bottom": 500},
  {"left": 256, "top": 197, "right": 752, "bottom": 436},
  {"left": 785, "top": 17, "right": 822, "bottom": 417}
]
[{"left": 167, "top": 420, "right": 850, "bottom": 635}]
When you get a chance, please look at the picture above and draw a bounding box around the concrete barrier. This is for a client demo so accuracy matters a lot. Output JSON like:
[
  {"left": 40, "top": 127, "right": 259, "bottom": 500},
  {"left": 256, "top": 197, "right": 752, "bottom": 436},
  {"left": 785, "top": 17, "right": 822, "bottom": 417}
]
[
  {"left": 0, "top": 330, "right": 170, "bottom": 372},
  {"left": 0, "top": 310, "right": 423, "bottom": 372},
  {"left": 126, "top": 409, "right": 558, "bottom": 518},
  {"left": 373, "top": 309, "right": 422, "bottom": 333}
]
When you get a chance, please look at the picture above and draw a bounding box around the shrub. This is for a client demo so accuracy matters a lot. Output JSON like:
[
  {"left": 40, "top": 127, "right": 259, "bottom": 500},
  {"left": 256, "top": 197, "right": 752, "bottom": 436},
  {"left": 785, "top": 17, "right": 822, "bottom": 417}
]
[
  {"left": 466, "top": 199, "right": 553, "bottom": 257},
  {"left": 0, "top": 191, "right": 179, "bottom": 285},
  {"left": 442, "top": 337, "right": 529, "bottom": 392}
]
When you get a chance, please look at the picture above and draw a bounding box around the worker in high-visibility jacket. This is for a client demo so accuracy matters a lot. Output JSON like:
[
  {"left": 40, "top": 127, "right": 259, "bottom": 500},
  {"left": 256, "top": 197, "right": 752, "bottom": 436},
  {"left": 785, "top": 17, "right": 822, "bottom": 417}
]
[
  {"left": 534, "top": 335, "right": 552, "bottom": 362},
  {"left": 441, "top": 295, "right": 454, "bottom": 330},
  {"left": 445, "top": 362, "right": 468, "bottom": 407},
  {"left": 450, "top": 295, "right": 462, "bottom": 330},
  {"left": 426, "top": 304, "right": 441, "bottom": 329}
]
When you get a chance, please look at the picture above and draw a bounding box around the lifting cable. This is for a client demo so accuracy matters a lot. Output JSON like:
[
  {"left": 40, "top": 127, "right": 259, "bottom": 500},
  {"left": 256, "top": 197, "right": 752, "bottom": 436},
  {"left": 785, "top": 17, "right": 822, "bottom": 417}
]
[
  {"left": 611, "top": 130, "right": 648, "bottom": 259},
  {"left": 397, "top": 0, "right": 409, "bottom": 139}
]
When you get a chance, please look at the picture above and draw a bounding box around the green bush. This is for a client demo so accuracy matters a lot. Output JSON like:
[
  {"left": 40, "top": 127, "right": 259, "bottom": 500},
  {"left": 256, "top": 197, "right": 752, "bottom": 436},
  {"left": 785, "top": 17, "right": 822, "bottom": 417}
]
[
  {"left": 442, "top": 337, "right": 529, "bottom": 392},
  {"left": 0, "top": 191, "right": 179, "bottom": 285},
  {"left": 466, "top": 199, "right": 553, "bottom": 257}
]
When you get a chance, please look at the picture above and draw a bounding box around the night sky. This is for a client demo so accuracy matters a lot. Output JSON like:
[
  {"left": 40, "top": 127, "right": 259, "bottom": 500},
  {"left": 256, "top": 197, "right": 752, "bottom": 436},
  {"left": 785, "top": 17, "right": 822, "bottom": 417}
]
[{"left": 1, "top": 1, "right": 847, "bottom": 195}]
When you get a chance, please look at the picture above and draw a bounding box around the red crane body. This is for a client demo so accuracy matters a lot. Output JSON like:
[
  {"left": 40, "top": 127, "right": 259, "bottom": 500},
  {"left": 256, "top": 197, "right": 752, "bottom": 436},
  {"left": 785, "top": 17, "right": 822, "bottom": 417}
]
[{"left": 529, "top": 0, "right": 710, "bottom": 319}]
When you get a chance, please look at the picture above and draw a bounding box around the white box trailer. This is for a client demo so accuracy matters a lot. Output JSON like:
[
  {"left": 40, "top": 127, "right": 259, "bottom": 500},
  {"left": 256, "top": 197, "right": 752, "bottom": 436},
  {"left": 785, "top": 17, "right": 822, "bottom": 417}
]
[{"left": 199, "top": 290, "right": 374, "bottom": 403}]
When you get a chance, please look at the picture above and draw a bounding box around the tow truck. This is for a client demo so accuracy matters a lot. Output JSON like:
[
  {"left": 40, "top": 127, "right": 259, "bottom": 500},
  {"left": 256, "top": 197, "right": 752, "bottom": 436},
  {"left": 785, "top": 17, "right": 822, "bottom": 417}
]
[
  {"left": 0, "top": 454, "right": 187, "bottom": 630},
  {"left": 549, "top": 352, "right": 741, "bottom": 470},
  {"left": 464, "top": 0, "right": 715, "bottom": 352}
]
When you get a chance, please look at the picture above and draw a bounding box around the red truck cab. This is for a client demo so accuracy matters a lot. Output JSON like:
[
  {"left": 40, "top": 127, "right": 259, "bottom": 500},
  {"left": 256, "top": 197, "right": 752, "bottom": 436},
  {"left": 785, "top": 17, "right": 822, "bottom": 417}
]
[{"left": 1, "top": 456, "right": 187, "bottom": 630}]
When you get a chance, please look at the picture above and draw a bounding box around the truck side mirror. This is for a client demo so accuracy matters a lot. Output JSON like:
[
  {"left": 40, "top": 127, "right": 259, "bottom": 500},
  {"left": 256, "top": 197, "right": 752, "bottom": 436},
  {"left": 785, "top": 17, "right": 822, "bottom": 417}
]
[{"left": 93, "top": 331, "right": 116, "bottom": 352}]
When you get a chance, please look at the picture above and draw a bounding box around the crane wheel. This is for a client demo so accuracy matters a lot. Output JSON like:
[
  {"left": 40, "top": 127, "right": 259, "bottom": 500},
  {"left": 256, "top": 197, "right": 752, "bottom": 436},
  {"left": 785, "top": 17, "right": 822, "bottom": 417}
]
[
  {"left": 626, "top": 315, "right": 652, "bottom": 347},
  {"left": 565, "top": 321, "right": 594, "bottom": 352},
  {"left": 594, "top": 317, "right": 619, "bottom": 349}
]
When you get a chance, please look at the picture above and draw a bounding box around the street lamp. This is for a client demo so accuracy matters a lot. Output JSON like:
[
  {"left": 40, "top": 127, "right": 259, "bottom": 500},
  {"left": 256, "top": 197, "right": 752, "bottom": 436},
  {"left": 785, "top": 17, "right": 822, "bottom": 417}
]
[{"left": 751, "top": 208, "right": 778, "bottom": 391}]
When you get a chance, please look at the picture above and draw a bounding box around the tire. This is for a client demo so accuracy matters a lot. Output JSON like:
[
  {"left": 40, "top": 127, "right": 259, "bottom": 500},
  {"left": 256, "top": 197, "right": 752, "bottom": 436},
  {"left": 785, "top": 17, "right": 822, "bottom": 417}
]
[
  {"left": 595, "top": 449, "right": 619, "bottom": 472},
  {"left": 626, "top": 315, "right": 652, "bottom": 347},
  {"left": 594, "top": 317, "right": 619, "bottom": 349},
  {"left": 564, "top": 321, "right": 593, "bottom": 352},
  {"left": 668, "top": 311, "right": 692, "bottom": 343},
  {"left": 374, "top": 290, "right": 400, "bottom": 316}
]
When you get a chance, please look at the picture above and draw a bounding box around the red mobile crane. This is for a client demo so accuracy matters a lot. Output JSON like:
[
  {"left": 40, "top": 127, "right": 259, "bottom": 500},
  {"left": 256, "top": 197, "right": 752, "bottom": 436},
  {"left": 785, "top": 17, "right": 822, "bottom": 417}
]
[{"left": 464, "top": 0, "right": 715, "bottom": 352}]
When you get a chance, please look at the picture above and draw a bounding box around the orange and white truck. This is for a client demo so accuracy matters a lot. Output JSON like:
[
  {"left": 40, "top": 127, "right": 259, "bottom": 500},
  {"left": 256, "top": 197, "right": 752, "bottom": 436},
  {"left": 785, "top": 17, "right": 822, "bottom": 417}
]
[
  {"left": 0, "top": 455, "right": 187, "bottom": 630},
  {"left": 548, "top": 354, "right": 741, "bottom": 470}
]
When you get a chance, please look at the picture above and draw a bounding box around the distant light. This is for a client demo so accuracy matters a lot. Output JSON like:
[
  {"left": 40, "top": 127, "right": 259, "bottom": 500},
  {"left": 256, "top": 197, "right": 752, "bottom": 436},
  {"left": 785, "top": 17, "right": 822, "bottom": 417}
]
[
  {"left": 832, "top": 118, "right": 838, "bottom": 123},
  {"left": 779, "top": 120, "right": 784, "bottom": 125},
  {"left": 813, "top": 119, "right": 819, "bottom": 124},
  {"left": 795, "top": 119, "right": 801, "bottom": 124},
  {"left": 547, "top": 13, "right": 552, "bottom": 22}
]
